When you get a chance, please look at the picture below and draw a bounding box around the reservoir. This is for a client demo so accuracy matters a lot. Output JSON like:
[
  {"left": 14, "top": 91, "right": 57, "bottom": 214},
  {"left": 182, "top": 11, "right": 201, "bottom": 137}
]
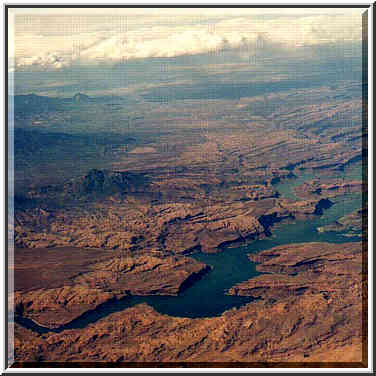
[{"left": 15, "top": 163, "right": 365, "bottom": 333}]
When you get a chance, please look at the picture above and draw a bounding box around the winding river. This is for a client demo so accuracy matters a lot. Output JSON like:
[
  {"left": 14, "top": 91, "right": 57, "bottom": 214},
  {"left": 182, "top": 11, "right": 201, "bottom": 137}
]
[{"left": 16, "top": 163, "right": 365, "bottom": 333}]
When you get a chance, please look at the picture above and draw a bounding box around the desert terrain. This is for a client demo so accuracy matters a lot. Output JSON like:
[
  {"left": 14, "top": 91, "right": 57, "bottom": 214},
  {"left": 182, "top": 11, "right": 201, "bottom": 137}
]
[{"left": 10, "top": 78, "right": 367, "bottom": 366}]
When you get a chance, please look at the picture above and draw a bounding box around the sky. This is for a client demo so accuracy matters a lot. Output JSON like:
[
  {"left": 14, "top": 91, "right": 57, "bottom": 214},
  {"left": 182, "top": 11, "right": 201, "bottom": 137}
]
[{"left": 7, "top": 7, "right": 366, "bottom": 97}]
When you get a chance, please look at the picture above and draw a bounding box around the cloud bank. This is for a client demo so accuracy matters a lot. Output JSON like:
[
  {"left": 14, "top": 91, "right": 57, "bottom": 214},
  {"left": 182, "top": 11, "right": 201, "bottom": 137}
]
[{"left": 10, "top": 10, "right": 363, "bottom": 71}]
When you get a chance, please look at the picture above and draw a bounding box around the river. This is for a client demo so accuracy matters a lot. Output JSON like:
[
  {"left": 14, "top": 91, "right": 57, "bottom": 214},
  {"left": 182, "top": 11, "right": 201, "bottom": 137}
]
[{"left": 16, "top": 162, "right": 365, "bottom": 333}]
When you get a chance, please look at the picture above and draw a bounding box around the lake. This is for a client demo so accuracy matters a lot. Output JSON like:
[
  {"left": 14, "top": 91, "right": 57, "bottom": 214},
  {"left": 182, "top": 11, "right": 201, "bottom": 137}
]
[{"left": 15, "top": 164, "right": 365, "bottom": 333}]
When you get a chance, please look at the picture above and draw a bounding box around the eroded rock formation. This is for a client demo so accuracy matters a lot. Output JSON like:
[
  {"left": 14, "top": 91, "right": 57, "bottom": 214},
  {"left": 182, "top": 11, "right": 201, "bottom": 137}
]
[
  {"left": 13, "top": 247, "right": 210, "bottom": 328},
  {"left": 13, "top": 242, "right": 365, "bottom": 364}
]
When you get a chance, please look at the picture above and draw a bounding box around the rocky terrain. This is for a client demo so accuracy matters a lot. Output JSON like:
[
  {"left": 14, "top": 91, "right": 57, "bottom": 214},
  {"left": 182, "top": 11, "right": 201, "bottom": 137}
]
[
  {"left": 294, "top": 179, "right": 363, "bottom": 201},
  {"left": 13, "top": 247, "right": 210, "bottom": 328},
  {"left": 14, "top": 165, "right": 341, "bottom": 255},
  {"left": 13, "top": 86, "right": 366, "bottom": 257},
  {"left": 14, "top": 184, "right": 336, "bottom": 254},
  {"left": 317, "top": 207, "right": 367, "bottom": 237},
  {"left": 229, "top": 242, "right": 363, "bottom": 301},
  {"left": 12, "top": 242, "right": 366, "bottom": 365},
  {"left": 11, "top": 84, "right": 367, "bottom": 366}
]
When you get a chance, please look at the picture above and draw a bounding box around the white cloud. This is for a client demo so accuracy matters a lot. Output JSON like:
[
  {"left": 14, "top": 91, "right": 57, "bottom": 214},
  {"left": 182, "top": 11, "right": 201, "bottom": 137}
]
[
  {"left": 16, "top": 52, "right": 71, "bottom": 70},
  {"left": 12, "top": 11, "right": 363, "bottom": 71},
  {"left": 8, "top": 7, "right": 362, "bottom": 18}
]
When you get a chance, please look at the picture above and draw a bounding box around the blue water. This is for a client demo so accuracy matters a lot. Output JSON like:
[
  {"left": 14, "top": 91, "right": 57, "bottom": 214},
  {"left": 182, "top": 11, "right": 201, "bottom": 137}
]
[
  {"left": 16, "top": 165, "right": 364, "bottom": 333},
  {"left": 273, "top": 171, "right": 315, "bottom": 201},
  {"left": 273, "top": 162, "right": 363, "bottom": 202}
]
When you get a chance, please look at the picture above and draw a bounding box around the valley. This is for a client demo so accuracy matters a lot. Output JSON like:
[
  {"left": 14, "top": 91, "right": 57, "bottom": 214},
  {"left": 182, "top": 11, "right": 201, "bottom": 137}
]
[{"left": 10, "top": 80, "right": 367, "bottom": 365}]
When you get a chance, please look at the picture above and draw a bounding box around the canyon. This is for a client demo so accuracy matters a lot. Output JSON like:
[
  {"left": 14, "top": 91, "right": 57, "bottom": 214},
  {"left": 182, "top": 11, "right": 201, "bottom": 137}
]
[{"left": 11, "top": 82, "right": 367, "bottom": 366}]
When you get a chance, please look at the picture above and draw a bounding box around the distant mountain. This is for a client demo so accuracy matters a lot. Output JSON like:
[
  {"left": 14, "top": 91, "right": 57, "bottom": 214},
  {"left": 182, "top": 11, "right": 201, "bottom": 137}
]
[
  {"left": 19, "top": 168, "right": 150, "bottom": 210},
  {"left": 13, "top": 92, "right": 125, "bottom": 117},
  {"left": 14, "top": 93, "right": 64, "bottom": 115},
  {"left": 64, "top": 169, "right": 149, "bottom": 196},
  {"left": 15, "top": 127, "right": 81, "bottom": 149},
  {"left": 72, "top": 92, "right": 90, "bottom": 104}
]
